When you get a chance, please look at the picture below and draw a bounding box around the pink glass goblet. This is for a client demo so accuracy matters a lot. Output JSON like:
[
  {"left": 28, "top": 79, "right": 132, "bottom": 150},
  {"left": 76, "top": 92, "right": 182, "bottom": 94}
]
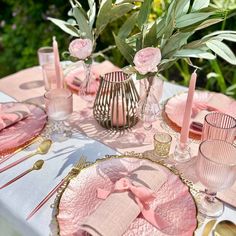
[
  {"left": 196, "top": 139, "right": 236, "bottom": 218},
  {"left": 44, "top": 88, "right": 73, "bottom": 141},
  {"left": 201, "top": 112, "right": 236, "bottom": 143}
]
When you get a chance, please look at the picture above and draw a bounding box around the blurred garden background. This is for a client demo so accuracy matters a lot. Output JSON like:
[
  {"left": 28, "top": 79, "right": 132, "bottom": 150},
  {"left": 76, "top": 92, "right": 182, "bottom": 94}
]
[{"left": 0, "top": 0, "right": 236, "bottom": 98}]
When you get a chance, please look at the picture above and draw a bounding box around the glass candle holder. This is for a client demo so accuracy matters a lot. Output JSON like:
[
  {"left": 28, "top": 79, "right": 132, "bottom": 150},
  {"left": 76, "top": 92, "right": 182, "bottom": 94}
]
[{"left": 153, "top": 132, "right": 172, "bottom": 158}]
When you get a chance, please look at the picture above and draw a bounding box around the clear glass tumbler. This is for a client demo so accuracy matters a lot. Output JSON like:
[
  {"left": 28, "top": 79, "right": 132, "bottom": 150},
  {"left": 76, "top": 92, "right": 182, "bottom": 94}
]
[
  {"left": 38, "top": 47, "right": 54, "bottom": 66},
  {"left": 196, "top": 139, "right": 236, "bottom": 218},
  {"left": 44, "top": 88, "right": 73, "bottom": 141},
  {"left": 202, "top": 112, "right": 236, "bottom": 143}
]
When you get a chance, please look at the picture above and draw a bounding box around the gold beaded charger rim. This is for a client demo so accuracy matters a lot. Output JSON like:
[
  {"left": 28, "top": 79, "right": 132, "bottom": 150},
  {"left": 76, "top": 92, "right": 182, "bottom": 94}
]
[{"left": 51, "top": 152, "right": 204, "bottom": 235}]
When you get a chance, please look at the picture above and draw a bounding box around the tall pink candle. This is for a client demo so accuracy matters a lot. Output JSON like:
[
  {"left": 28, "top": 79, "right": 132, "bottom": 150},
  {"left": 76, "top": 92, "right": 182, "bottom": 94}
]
[
  {"left": 179, "top": 71, "right": 197, "bottom": 145},
  {"left": 53, "top": 36, "right": 62, "bottom": 88}
]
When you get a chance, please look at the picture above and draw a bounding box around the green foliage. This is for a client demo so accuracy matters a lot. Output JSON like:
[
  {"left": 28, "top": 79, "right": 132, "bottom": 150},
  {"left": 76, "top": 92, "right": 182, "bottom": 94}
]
[
  {"left": 114, "top": 0, "right": 236, "bottom": 97},
  {"left": 0, "top": 0, "right": 70, "bottom": 78},
  {"left": 0, "top": 0, "right": 236, "bottom": 98}
]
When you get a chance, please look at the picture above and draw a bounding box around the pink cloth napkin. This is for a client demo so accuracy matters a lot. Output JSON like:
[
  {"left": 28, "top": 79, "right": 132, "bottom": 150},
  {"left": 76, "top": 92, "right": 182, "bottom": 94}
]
[
  {"left": 80, "top": 166, "right": 167, "bottom": 236},
  {"left": 0, "top": 103, "right": 30, "bottom": 131},
  {"left": 191, "top": 93, "right": 232, "bottom": 131},
  {"left": 191, "top": 110, "right": 210, "bottom": 131}
]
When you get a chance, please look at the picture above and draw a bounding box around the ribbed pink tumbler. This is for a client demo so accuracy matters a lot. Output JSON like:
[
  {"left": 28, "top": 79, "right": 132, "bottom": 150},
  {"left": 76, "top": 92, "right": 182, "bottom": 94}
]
[{"left": 202, "top": 112, "right": 236, "bottom": 143}]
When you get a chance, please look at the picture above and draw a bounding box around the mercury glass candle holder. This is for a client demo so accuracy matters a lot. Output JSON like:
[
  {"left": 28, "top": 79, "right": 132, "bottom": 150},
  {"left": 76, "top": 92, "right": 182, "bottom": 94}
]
[
  {"left": 153, "top": 132, "right": 172, "bottom": 158},
  {"left": 93, "top": 71, "right": 139, "bottom": 130}
]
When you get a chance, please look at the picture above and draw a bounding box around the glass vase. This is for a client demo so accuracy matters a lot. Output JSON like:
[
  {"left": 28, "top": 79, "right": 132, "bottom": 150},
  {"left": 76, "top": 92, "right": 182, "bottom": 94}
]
[
  {"left": 79, "top": 62, "right": 99, "bottom": 106},
  {"left": 137, "top": 75, "right": 163, "bottom": 130}
]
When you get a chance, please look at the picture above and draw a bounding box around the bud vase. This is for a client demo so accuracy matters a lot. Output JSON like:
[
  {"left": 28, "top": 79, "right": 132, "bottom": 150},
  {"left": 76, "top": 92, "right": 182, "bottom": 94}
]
[
  {"left": 137, "top": 75, "right": 163, "bottom": 130},
  {"left": 79, "top": 62, "right": 99, "bottom": 105}
]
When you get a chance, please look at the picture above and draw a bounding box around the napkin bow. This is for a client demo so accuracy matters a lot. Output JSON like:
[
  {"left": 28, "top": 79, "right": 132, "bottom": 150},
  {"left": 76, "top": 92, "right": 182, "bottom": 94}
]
[{"left": 97, "top": 177, "right": 169, "bottom": 230}]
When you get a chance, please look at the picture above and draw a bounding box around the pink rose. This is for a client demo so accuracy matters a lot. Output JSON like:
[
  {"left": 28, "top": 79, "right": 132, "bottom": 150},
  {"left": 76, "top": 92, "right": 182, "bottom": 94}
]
[
  {"left": 69, "top": 39, "right": 93, "bottom": 60},
  {"left": 133, "top": 47, "right": 161, "bottom": 75}
]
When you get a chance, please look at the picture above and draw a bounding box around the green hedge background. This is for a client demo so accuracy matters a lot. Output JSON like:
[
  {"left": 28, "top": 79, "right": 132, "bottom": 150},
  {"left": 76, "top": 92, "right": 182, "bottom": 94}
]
[{"left": 0, "top": 0, "right": 235, "bottom": 98}]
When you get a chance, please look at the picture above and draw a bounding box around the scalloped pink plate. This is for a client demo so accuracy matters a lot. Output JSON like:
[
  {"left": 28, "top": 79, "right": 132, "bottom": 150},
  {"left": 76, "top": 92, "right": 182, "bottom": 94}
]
[
  {"left": 57, "top": 157, "right": 197, "bottom": 236},
  {"left": 0, "top": 102, "right": 47, "bottom": 155},
  {"left": 165, "top": 91, "right": 236, "bottom": 135},
  {"left": 64, "top": 61, "right": 120, "bottom": 92}
]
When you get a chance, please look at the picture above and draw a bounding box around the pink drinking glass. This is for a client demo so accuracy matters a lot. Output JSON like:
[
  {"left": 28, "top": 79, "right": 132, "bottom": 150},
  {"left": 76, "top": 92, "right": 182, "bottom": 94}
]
[
  {"left": 196, "top": 139, "right": 236, "bottom": 218},
  {"left": 44, "top": 88, "right": 73, "bottom": 141},
  {"left": 201, "top": 112, "right": 236, "bottom": 143}
]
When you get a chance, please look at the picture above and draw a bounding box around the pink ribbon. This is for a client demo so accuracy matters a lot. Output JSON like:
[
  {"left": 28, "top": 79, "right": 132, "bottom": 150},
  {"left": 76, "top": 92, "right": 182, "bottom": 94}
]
[{"left": 97, "top": 178, "right": 169, "bottom": 230}]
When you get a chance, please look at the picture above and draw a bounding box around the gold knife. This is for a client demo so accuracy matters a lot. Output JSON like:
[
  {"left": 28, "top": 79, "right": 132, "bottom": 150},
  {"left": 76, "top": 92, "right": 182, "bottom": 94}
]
[{"left": 202, "top": 220, "right": 217, "bottom": 236}]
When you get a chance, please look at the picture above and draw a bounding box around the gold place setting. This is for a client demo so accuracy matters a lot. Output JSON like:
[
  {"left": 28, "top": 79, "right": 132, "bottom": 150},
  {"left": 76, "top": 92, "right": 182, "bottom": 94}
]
[{"left": 0, "top": 0, "right": 236, "bottom": 236}]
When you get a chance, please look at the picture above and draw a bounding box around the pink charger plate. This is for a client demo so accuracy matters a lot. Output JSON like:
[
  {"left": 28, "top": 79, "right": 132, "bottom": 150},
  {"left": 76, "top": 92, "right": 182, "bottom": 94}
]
[
  {"left": 0, "top": 102, "right": 47, "bottom": 155},
  {"left": 57, "top": 157, "right": 197, "bottom": 236},
  {"left": 164, "top": 91, "right": 236, "bottom": 135},
  {"left": 64, "top": 61, "right": 120, "bottom": 93}
]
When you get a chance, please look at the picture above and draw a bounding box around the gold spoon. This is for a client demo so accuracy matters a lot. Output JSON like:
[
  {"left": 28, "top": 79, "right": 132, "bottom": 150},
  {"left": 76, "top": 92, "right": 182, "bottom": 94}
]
[
  {"left": 0, "top": 139, "right": 51, "bottom": 173},
  {"left": 0, "top": 160, "right": 44, "bottom": 189},
  {"left": 214, "top": 220, "right": 236, "bottom": 236}
]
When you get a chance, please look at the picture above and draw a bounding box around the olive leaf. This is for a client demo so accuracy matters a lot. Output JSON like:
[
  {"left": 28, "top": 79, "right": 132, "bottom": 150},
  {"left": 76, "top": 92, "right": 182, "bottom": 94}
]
[
  {"left": 195, "top": 18, "right": 223, "bottom": 31},
  {"left": 206, "top": 39, "right": 236, "bottom": 65},
  {"left": 176, "top": 12, "right": 214, "bottom": 28},
  {"left": 215, "top": 34, "right": 236, "bottom": 42},
  {"left": 48, "top": 17, "right": 80, "bottom": 37},
  {"left": 137, "top": 0, "right": 153, "bottom": 29},
  {"left": 118, "top": 12, "right": 138, "bottom": 39},
  {"left": 113, "top": 33, "right": 135, "bottom": 64},
  {"left": 174, "top": 49, "right": 216, "bottom": 59},
  {"left": 73, "top": 7, "right": 92, "bottom": 39},
  {"left": 175, "top": 0, "right": 190, "bottom": 18},
  {"left": 191, "top": 0, "right": 210, "bottom": 11},
  {"left": 143, "top": 21, "right": 158, "bottom": 48},
  {"left": 96, "top": 0, "right": 112, "bottom": 35},
  {"left": 110, "top": 3, "right": 134, "bottom": 23},
  {"left": 88, "top": 0, "right": 96, "bottom": 29},
  {"left": 203, "top": 30, "right": 236, "bottom": 38},
  {"left": 161, "top": 32, "right": 193, "bottom": 58}
]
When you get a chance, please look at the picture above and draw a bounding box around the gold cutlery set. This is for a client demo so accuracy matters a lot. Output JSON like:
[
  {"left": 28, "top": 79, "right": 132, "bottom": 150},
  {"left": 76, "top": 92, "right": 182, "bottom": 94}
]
[
  {"left": 0, "top": 139, "right": 52, "bottom": 189},
  {"left": 0, "top": 138, "right": 87, "bottom": 220}
]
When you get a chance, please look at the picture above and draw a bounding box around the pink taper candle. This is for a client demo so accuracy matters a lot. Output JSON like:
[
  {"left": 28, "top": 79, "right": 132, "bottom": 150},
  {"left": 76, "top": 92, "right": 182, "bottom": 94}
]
[
  {"left": 179, "top": 71, "right": 197, "bottom": 146},
  {"left": 53, "top": 36, "right": 62, "bottom": 88}
]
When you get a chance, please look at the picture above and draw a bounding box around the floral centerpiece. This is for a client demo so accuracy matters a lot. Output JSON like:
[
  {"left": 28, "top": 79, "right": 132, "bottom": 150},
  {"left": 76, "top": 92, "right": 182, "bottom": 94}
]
[
  {"left": 48, "top": 0, "right": 136, "bottom": 97},
  {"left": 112, "top": 0, "right": 236, "bottom": 128},
  {"left": 114, "top": 0, "right": 236, "bottom": 76},
  {"left": 49, "top": 0, "right": 236, "bottom": 127}
]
